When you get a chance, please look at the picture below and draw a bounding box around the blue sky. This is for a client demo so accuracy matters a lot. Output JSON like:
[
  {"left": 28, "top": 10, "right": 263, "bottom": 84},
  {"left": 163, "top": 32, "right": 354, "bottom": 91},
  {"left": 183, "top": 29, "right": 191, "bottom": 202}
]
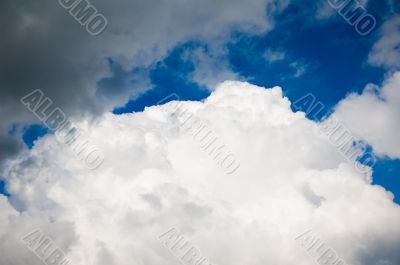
[{"left": 13, "top": 0, "right": 400, "bottom": 203}]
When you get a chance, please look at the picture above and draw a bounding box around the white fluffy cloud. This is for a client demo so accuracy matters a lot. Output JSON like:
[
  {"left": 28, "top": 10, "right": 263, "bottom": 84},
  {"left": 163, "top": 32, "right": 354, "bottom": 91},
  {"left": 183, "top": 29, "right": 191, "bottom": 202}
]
[
  {"left": 332, "top": 71, "right": 400, "bottom": 159},
  {"left": 1, "top": 81, "right": 399, "bottom": 265},
  {"left": 369, "top": 15, "right": 400, "bottom": 69}
]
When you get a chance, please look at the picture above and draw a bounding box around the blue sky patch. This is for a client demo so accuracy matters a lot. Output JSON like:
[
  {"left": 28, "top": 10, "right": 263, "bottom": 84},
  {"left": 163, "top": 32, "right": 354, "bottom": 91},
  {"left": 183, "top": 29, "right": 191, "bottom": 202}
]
[
  {"left": 0, "top": 179, "right": 10, "bottom": 197},
  {"left": 112, "top": 43, "right": 210, "bottom": 114},
  {"left": 373, "top": 159, "right": 400, "bottom": 204},
  {"left": 22, "top": 124, "right": 49, "bottom": 149}
]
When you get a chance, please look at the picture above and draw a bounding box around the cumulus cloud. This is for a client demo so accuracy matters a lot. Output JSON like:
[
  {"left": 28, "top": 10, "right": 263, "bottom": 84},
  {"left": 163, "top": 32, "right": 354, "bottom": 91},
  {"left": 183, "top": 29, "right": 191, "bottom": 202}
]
[
  {"left": 332, "top": 71, "right": 400, "bottom": 159},
  {"left": 1, "top": 81, "right": 399, "bottom": 265},
  {"left": 0, "top": 0, "right": 290, "bottom": 164}
]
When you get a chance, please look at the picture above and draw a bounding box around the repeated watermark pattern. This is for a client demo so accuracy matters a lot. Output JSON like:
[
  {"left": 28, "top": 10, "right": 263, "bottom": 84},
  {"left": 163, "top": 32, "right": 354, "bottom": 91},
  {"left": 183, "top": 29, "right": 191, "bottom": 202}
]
[
  {"left": 293, "top": 93, "right": 376, "bottom": 173},
  {"left": 296, "top": 229, "right": 348, "bottom": 265},
  {"left": 22, "top": 229, "right": 71, "bottom": 265},
  {"left": 58, "top": 0, "right": 108, "bottom": 36},
  {"left": 159, "top": 227, "right": 217, "bottom": 265},
  {"left": 328, "top": 0, "right": 376, "bottom": 35},
  {"left": 21, "top": 89, "right": 104, "bottom": 170},
  {"left": 158, "top": 94, "right": 240, "bottom": 175}
]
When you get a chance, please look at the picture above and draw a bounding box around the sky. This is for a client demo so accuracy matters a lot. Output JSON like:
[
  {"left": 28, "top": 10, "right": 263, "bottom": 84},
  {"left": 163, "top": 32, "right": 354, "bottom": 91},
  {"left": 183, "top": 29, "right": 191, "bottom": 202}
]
[{"left": 1, "top": 0, "right": 400, "bottom": 265}]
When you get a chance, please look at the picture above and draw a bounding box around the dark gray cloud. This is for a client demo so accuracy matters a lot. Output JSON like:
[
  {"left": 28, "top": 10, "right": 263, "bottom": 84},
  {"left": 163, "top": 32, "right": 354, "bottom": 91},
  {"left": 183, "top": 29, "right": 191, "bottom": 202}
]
[{"left": 0, "top": 0, "right": 289, "bottom": 165}]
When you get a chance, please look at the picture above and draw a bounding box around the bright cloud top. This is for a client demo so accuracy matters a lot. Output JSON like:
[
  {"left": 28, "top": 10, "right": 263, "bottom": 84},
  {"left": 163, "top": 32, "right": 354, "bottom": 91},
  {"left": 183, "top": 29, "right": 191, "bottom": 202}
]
[{"left": 1, "top": 81, "right": 399, "bottom": 265}]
